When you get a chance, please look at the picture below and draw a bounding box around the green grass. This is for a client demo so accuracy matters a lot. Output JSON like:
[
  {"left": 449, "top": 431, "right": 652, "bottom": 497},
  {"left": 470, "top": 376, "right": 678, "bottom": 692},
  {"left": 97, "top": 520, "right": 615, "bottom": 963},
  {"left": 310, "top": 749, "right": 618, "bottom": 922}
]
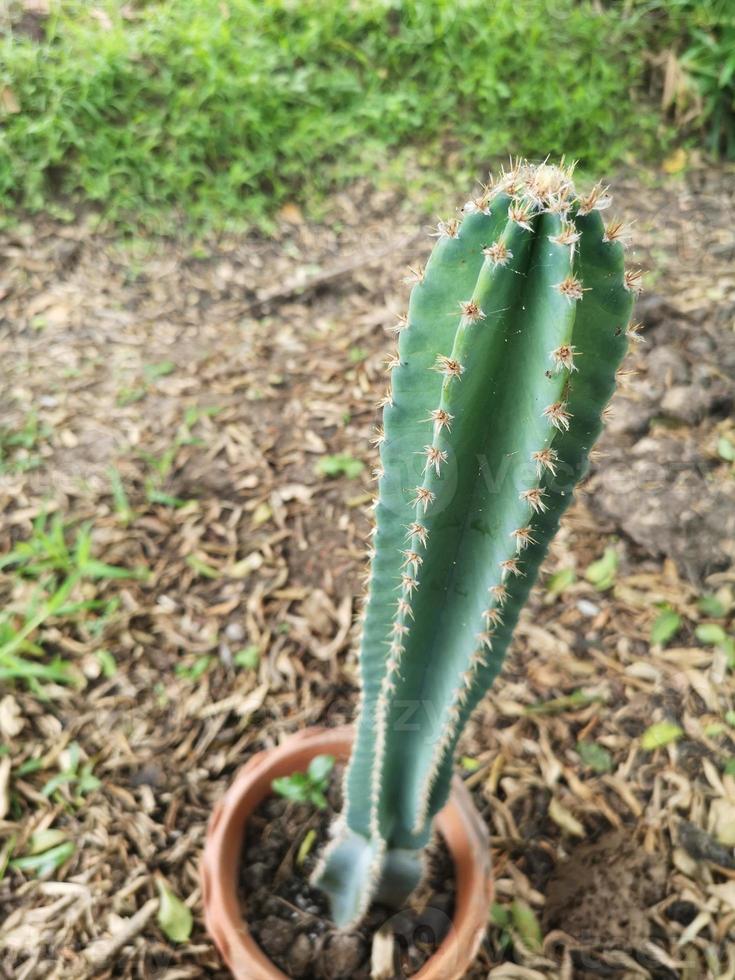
[
  {"left": 0, "top": 514, "right": 147, "bottom": 695},
  {"left": 0, "top": 412, "right": 51, "bottom": 475},
  {"left": 0, "top": 0, "right": 666, "bottom": 234}
]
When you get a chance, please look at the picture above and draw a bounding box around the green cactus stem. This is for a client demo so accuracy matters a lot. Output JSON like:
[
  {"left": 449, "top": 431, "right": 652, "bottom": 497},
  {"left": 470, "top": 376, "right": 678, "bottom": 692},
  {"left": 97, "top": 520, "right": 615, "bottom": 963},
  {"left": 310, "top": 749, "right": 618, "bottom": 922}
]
[{"left": 313, "top": 161, "right": 639, "bottom": 927}]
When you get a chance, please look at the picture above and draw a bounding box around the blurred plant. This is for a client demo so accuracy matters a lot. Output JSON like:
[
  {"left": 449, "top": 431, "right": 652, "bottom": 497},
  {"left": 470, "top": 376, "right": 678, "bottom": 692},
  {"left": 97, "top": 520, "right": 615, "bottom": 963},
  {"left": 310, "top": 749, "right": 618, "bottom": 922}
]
[
  {"left": 0, "top": 412, "right": 51, "bottom": 475},
  {"left": 629, "top": 0, "right": 735, "bottom": 157},
  {"left": 0, "top": 514, "right": 145, "bottom": 695},
  {"left": 41, "top": 741, "right": 101, "bottom": 802},
  {"left": 156, "top": 875, "right": 194, "bottom": 943},
  {"left": 8, "top": 829, "right": 75, "bottom": 878},
  {"left": 315, "top": 453, "right": 365, "bottom": 480},
  {"left": 651, "top": 606, "right": 682, "bottom": 646},
  {"left": 272, "top": 754, "right": 335, "bottom": 810}
]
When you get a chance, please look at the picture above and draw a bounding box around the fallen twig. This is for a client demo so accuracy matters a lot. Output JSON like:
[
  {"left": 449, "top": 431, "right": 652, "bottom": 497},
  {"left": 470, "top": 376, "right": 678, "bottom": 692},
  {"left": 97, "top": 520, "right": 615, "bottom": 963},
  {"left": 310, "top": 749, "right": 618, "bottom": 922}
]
[{"left": 81, "top": 897, "right": 159, "bottom": 975}]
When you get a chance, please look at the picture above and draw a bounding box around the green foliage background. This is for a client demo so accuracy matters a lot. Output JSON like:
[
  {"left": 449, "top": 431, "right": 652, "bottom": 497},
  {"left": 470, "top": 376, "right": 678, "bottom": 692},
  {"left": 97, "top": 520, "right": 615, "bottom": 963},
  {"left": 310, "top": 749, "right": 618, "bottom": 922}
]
[
  {"left": 627, "top": 0, "right": 735, "bottom": 157},
  {"left": 0, "top": 0, "right": 728, "bottom": 232}
]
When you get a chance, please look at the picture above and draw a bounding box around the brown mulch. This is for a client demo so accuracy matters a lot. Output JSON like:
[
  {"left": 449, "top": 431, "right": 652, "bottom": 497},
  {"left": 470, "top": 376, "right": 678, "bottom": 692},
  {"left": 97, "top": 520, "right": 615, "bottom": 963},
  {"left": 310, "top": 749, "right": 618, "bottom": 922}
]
[{"left": 1, "top": 164, "right": 734, "bottom": 979}]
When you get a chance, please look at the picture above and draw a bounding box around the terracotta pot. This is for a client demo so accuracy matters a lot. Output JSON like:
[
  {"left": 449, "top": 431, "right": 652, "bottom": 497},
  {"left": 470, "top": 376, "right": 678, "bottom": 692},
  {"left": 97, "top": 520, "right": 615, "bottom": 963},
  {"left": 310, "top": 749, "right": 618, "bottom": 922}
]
[{"left": 201, "top": 726, "right": 492, "bottom": 980}]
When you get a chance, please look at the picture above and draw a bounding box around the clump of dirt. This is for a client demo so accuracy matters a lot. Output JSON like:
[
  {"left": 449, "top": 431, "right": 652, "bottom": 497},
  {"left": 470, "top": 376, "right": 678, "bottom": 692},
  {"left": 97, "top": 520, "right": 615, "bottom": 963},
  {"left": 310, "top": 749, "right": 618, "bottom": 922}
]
[
  {"left": 543, "top": 830, "right": 668, "bottom": 950},
  {"left": 239, "top": 768, "right": 456, "bottom": 979}
]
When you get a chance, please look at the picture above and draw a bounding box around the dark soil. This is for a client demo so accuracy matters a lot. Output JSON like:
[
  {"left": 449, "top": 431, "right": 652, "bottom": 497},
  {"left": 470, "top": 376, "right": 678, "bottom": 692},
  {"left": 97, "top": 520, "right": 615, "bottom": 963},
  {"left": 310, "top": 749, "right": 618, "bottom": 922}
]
[
  {"left": 543, "top": 830, "right": 672, "bottom": 978},
  {"left": 240, "top": 768, "right": 456, "bottom": 979}
]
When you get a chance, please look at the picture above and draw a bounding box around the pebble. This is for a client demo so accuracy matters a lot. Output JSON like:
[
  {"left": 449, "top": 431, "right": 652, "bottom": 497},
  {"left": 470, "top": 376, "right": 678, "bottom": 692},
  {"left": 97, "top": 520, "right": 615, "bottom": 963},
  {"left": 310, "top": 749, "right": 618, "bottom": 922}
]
[
  {"left": 225, "top": 621, "right": 245, "bottom": 642},
  {"left": 576, "top": 599, "right": 599, "bottom": 617}
]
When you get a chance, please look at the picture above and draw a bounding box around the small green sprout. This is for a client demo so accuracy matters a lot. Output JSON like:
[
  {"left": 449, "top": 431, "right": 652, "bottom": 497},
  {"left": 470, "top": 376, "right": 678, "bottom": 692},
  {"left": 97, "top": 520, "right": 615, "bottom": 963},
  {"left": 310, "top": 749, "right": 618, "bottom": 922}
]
[
  {"left": 585, "top": 546, "right": 618, "bottom": 591},
  {"left": 10, "top": 830, "right": 75, "bottom": 876},
  {"left": 717, "top": 436, "right": 735, "bottom": 462},
  {"left": 641, "top": 721, "right": 683, "bottom": 751},
  {"left": 576, "top": 740, "right": 613, "bottom": 773},
  {"left": 272, "top": 754, "right": 335, "bottom": 809},
  {"left": 156, "top": 875, "right": 193, "bottom": 943},
  {"left": 315, "top": 453, "right": 365, "bottom": 479},
  {"left": 41, "top": 742, "right": 101, "bottom": 801},
  {"left": 698, "top": 593, "right": 727, "bottom": 618},
  {"left": 650, "top": 606, "right": 681, "bottom": 647},
  {"left": 234, "top": 645, "right": 259, "bottom": 669},
  {"left": 545, "top": 566, "right": 575, "bottom": 598},
  {"left": 175, "top": 655, "right": 213, "bottom": 682}
]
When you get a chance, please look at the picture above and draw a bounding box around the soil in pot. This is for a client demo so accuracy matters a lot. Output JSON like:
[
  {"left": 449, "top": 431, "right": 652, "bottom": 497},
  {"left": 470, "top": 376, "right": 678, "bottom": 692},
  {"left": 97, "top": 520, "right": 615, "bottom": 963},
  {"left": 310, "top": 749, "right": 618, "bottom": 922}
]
[{"left": 239, "top": 765, "right": 457, "bottom": 979}]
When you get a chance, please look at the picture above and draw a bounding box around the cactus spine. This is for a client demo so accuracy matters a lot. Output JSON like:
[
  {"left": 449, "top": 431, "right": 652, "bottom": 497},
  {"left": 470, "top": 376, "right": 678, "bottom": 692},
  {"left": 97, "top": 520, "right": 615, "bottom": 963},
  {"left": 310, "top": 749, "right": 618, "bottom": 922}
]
[{"left": 313, "top": 161, "right": 638, "bottom": 926}]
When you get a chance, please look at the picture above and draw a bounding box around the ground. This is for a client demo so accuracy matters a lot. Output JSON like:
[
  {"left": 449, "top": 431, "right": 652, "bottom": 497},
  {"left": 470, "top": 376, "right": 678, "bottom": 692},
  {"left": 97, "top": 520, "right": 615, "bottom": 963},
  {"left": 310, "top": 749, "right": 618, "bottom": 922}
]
[{"left": 1, "top": 163, "right": 734, "bottom": 979}]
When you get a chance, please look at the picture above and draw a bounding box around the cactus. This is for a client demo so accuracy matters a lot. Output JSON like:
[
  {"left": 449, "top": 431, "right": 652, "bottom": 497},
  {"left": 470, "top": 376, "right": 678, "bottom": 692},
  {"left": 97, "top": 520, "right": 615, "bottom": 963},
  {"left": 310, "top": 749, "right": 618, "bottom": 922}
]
[{"left": 313, "top": 160, "right": 639, "bottom": 926}]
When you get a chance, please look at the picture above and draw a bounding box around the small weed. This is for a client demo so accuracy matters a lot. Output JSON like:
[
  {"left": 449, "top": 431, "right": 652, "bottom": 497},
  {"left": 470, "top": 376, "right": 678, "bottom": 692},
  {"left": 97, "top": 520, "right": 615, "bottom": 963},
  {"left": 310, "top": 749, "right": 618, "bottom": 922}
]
[
  {"left": 651, "top": 606, "right": 682, "bottom": 647},
  {"left": 107, "top": 468, "right": 135, "bottom": 525},
  {"left": 9, "top": 839, "right": 75, "bottom": 877},
  {"left": 0, "top": 412, "right": 51, "bottom": 475},
  {"left": 175, "top": 655, "right": 213, "bottom": 681},
  {"left": 641, "top": 721, "right": 684, "bottom": 751},
  {"left": 718, "top": 436, "right": 735, "bottom": 462},
  {"left": 0, "top": 514, "right": 146, "bottom": 581},
  {"left": 272, "top": 754, "right": 334, "bottom": 809},
  {"left": 234, "top": 645, "right": 259, "bottom": 669},
  {"left": 696, "top": 623, "right": 735, "bottom": 665},
  {"left": 116, "top": 363, "right": 176, "bottom": 408},
  {"left": 510, "top": 899, "right": 543, "bottom": 953},
  {"left": 698, "top": 593, "right": 728, "bottom": 617},
  {"left": 116, "top": 386, "right": 147, "bottom": 407},
  {"left": 585, "top": 546, "right": 618, "bottom": 591},
  {"left": 526, "top": 690, "right": 600, "bottom": 715},
  {"left": 95, "top": 648, "right": 117, "bottom": 677},
  {"left": 545, "top": 567, "right": 576, "bottom": 598},
  {"left": 316, "top": 453, "right": 365, "bottom": 480},
  {"left": 156, "top": 876, "right": 193, "bottom": 943},
  {"left": 185, "top": 554, "right": 221, "bottom": 579},
  {"left": 296, "top": 828, "right": 318, "bottom": 867},
  {"left": 183, "top": 404, "right": 221, "bottom": 430},
  {"left": 0, "top": 515, "right": 146, "bottom": 694},
  {"left": 143, "top": 361, "right": 175, "bottom": 382},
  {"left": 41, "top": 742, "right": 101, "bottom": 802},
  {"left": 489, "top": 902, "right": 514, "bottom": 953},
  {"left": 459, "top": 756, "right": 481, "bottom": 773},
  {"left": 576, "top": 740, "right": 614, "bottom": 774},
  {"left": 348, "top": 347, "right": 368, "bottom": 364}
]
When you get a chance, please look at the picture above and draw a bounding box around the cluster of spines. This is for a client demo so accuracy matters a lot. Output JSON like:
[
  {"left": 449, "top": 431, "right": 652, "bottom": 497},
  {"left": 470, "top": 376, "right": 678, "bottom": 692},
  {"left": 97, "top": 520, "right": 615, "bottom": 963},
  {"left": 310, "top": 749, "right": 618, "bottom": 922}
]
[{"left": 353, "top": 157, "right": 641, "bottom": 854}]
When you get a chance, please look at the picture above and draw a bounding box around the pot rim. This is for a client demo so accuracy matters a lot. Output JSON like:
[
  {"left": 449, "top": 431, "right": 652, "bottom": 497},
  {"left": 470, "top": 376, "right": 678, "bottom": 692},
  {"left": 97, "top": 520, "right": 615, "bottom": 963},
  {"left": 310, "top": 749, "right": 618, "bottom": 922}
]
[{"left": 201, "top": 725, "right": 492, "bottom": 980}]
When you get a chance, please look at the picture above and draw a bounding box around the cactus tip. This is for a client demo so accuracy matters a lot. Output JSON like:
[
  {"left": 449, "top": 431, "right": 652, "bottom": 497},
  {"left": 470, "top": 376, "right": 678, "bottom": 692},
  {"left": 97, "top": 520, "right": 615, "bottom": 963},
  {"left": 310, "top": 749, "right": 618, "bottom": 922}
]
[{"left": 433, "top": 218, "right": 460, "bottom": 239}]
